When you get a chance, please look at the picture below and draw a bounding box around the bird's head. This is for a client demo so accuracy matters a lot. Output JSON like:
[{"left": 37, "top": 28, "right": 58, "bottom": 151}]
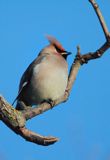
[
  {"left": 47, "top": 35, "right": 71, "bottom": 59},
  {"left": 40, "top": 35, "right": 71, "bottom": 60}
]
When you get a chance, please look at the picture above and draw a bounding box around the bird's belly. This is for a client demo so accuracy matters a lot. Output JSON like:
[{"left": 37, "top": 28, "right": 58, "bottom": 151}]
[{"left": 30, "top": 67, "right": 68, "bottom": 104}]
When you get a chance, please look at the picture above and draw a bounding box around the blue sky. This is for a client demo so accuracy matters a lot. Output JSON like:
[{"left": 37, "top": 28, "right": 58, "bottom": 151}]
[{"left": 0, "top": 0, "right": 110, "bottom": 160}]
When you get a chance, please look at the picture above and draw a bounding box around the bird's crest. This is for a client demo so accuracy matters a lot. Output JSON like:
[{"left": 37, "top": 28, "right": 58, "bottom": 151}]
[{"left": 46, "top": 35, "right": 65, "bottom": 52}]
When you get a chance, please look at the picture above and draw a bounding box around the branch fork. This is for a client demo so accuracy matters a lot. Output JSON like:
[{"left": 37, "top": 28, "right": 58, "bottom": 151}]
[{"left": 0, "top": 0, "right": 110, "bottom": 146}]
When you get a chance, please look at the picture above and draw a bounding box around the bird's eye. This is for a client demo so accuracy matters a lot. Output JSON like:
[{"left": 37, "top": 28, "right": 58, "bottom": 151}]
[{"left": 55, "top": 45, "right": 64, "bottom": 53}]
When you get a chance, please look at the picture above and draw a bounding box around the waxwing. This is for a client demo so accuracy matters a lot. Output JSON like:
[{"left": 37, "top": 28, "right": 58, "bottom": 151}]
[{"left": 13, "top": 36, "right": 71, "bottom": 110}]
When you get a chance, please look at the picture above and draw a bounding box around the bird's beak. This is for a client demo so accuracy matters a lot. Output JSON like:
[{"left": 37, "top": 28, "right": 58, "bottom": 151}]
[
  {"left": 62, "top": 51, "right": 72, "bottom": 59},
  {"left": 62, "top": 51, "right": 72, "bottom": 56},
  {"left": 66, "top": 51, "right": 72, "bottom": 56}
]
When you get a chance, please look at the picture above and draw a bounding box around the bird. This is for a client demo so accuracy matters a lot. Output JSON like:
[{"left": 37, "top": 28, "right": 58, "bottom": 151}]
[{"left": 13, "top": 35, "right": 71, "bottom": 110}]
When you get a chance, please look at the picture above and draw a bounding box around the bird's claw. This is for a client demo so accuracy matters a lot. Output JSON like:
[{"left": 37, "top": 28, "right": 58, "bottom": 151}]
[
  {"left": 43, "top": 99, "right": 55, "bottom": 109},
  {"left": 16, "top": 101, "right": 32, "bottom": 112}
]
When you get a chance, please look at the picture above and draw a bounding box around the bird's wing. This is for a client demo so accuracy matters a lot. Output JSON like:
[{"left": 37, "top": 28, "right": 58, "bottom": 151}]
[{"left": 12, "top": 55, "right": 46, "bottom": 105}]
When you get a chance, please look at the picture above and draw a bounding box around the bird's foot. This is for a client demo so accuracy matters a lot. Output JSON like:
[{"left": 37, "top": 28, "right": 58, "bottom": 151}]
[
  {"left": 16, "top": 101, "right": 32, "bottom": 112},
  {"left": 42, "top": 99, "right": 55, "bottom": 109}
]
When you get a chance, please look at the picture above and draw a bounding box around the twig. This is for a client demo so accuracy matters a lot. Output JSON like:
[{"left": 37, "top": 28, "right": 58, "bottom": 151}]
[
  {"left": 0, "top": 96, "right": 58, "bottom": 146},
  {"left": 80, "top": 41, "right": 110, "bottom": 64},
  {"left": 19, "top": 127, "right": 59, "bottom": 146},
  {"left": 79, "top": 0, "right": 110, "bottom": 65},
  {"left": 89, "top": 0, "right": 110, "bottom": 40}
]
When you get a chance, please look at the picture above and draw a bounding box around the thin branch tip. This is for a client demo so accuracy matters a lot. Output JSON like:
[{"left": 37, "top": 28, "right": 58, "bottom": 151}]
[
  {"left": 89, "top": 0, "right": 96, "bottom": 4},
  {"left": 77, "top": 45, "right": 81, "bottom": 55}
]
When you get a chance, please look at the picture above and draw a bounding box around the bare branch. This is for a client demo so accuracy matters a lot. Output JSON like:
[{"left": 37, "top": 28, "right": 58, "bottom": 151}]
[
  {"left": 19, "top": 127, "right": 58, "bottom": 146},
  {"left": 80, "top": 41, "right": 110, "bottom": 64},
  {"left": 89, "top": 0, "right": 110, "bottom": 40},
  {"left": 0, "top": 96, "right": 58, "bottom": 146},
  {"left": 78, "top": 0, "right": 110, "bottom": 65}
]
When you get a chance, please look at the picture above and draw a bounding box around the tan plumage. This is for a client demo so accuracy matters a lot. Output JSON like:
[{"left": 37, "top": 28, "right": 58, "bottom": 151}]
[{"left": 14, "top": 36, "right": 71, "bottom": 110}]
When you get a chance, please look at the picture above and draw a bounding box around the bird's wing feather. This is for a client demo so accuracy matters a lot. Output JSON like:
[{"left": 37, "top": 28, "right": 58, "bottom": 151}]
[{"left": 12, "top": 54, "right": 47, "bottom": 105}]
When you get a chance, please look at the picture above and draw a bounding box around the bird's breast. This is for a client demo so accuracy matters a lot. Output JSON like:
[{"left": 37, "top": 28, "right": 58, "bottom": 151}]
[{"left": 30, "top": 56, "right": 68, "bottom": 104}]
